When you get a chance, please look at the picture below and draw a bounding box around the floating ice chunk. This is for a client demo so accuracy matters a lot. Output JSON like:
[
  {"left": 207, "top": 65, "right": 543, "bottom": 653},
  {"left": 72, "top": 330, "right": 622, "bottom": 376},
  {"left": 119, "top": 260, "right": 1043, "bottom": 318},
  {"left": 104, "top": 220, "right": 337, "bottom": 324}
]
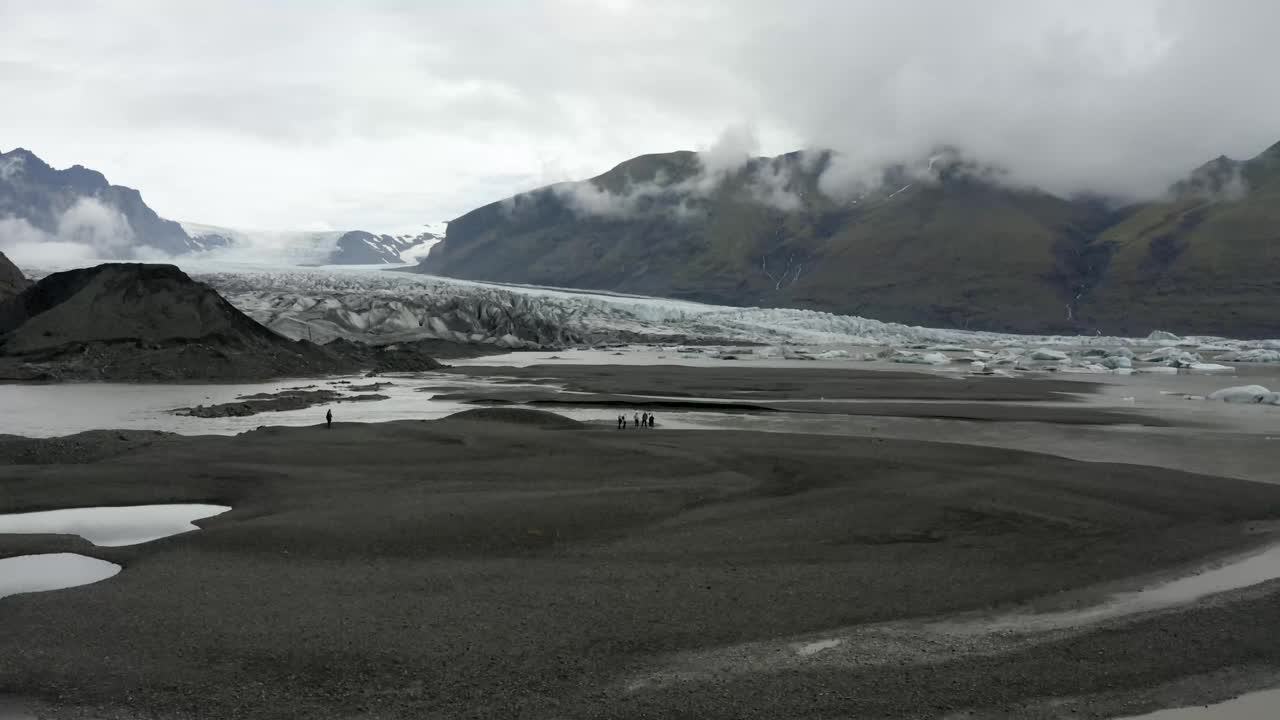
[
  {"left": 891, "top": 351, "right": 951, "bottom": 365},
  {"left": 1146, "top": 330, "right": 1182, "bottom": 343},
  {"left": 1029, "top": 348, "right": 1069, "bottom": 361},
  {"left": 1137, "top": 367, "right": 1180, "bottom": 375},
  {"left": 814, "top": 350, "right": 849, "bottom": 359},
  {"left": 1107, "top": 347, "right": 1136, "bottom": 359},
  {"left": 1215, "top": 349, "right": 1280, "bottom": 363},
  {"left": 1101, "top": 356, "right": 1132, "bottom": 370},
  {"left": 1208, "top": 385, "right": 1273, "bottom": 404},
  {"left": 1185, "top": 363, "right": 1235, "bottom": 374},
  {"left": 1060, "top": 363, "right": 1109, "bottom": 374},
  {"left": 1140, "top": 347, "right": 1197, "bottom": 363}
]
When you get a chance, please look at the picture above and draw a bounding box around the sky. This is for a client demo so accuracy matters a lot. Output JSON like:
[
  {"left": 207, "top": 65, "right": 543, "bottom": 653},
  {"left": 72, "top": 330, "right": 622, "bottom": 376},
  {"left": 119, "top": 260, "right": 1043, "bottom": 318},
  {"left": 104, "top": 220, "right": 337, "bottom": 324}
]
[{"left": 2, "top": 0, "right": 1278, "bottom": 231}]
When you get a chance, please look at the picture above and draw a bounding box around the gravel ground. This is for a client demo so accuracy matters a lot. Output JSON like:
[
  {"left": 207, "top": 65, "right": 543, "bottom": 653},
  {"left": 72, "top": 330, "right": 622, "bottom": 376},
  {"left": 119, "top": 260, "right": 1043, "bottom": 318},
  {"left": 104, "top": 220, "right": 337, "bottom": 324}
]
[{"left": 2, "top": 397, "right": 1280, "bottom": 718}]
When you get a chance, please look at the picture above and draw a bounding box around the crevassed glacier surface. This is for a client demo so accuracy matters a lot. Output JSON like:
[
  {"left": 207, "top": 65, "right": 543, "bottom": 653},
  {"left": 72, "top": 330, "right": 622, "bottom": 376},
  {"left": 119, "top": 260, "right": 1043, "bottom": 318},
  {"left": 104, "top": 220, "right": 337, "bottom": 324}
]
[{"left": 187, "top": 264, "right": 1280, "bottom": 352}]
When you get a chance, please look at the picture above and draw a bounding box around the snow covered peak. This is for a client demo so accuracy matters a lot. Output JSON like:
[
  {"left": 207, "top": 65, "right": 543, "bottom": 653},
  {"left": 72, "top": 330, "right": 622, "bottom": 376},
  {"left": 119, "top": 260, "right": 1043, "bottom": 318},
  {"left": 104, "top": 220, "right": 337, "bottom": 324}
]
[{"left": 177, "top": 221, "right": 447, "bottom": 266}]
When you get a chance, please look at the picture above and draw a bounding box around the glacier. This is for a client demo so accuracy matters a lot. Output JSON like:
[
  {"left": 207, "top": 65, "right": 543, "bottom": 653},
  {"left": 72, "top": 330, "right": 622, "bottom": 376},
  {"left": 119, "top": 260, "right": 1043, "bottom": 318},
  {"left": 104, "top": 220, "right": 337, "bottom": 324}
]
[{"left": 179, "top": 263, "right": 1280, "bottom": 354}]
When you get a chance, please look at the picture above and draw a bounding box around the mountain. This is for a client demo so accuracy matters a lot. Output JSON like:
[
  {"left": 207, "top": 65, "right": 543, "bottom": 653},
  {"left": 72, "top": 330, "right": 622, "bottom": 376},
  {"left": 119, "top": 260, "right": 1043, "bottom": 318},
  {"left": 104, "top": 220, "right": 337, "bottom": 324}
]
[
  {"left": 419, "top": 142, "right": 1280, "bottom": 337},
  {"left": 1083, "top": 141, "right": 1280, "bottom": 336},
  {"left": 329, "top": 227, "right": 443, "bottom": 264},
  {"left": 0, "top": 263, "right": 442, "bottom": 381},
  {"left": 0, "top": 251, "right": 30, "bottom": 301},
  {"left": 0, "top": 147, "right": 223, "bottom": 258},
  {"left": 182, "top": 222, "right": 444, "bottom": 265}
]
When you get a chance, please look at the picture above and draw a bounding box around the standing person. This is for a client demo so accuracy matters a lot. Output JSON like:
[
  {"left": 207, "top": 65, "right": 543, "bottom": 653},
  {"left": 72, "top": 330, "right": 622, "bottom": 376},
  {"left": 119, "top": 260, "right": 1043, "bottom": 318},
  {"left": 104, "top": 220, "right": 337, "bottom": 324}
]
[
  {"left": 633, "top": 412, "right": 640, "bottom": 428},
  {"left": 326, "top": 408, "right": 333, "bottom": 429},
  {"left": 642, "top": 412, "right": 649, "bottom": 428},
  {"left": 649, "top": 413, "right": 655, "bottom": 428}
]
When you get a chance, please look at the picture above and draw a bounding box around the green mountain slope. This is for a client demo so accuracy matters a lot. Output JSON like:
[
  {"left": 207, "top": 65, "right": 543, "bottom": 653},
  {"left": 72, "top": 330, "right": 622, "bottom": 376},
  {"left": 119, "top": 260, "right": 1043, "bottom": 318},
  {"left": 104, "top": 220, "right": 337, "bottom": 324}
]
[
  {"left": 1082, "top": 141, "right": 1280, "bottom": 336},
  {"left": 422, "top": 143, "right": 1280, "bottom": 336}
]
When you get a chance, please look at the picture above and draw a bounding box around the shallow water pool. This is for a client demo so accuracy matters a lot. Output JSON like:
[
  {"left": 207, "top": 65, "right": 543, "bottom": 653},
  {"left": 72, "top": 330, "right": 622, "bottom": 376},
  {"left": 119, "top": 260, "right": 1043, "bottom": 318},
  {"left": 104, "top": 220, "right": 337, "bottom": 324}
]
[
  {"left": 0, "top": 553, "right": 120, "bottom": 600},
  {"left": 0, "top": 504, "right": 230, "bottom": 547}
]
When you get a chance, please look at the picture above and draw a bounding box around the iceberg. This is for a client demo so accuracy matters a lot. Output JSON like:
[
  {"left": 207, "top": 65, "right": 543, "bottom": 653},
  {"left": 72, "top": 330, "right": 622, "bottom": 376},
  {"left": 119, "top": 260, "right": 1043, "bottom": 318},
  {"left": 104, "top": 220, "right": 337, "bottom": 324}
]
[
  {"left": 1207, "top": 385, "right": 1280, "bottom": 404},
  {"left": 1215, "top": 349, "right": 1280, "bottom": 363}
]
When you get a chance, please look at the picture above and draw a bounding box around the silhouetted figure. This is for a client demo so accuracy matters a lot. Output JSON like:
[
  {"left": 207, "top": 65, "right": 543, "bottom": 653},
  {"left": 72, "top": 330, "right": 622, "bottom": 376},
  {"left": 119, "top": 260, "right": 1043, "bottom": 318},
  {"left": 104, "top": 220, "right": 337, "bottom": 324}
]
[
  {"left": 326, "top": 409, "right": 333, "bottom": 429},
  {"left": 642, "top": 412, "right": 649, "bottom": 427},
  {"left": 633, "top": 412, "right": 640, "bottom": 428},
  {"left": 648, "top": 414, "right": 655, "bottom": 428},
  {"left": 617, "top": 414, "right": 624, "bottom": 429}
]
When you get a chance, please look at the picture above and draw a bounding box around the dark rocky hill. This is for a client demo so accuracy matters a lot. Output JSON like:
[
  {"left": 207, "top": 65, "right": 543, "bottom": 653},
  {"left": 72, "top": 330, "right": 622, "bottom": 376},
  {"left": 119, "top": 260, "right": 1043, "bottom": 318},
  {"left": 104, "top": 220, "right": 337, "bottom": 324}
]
[{"left": 0, "top": 263, "right": 441, "bottom": 381}]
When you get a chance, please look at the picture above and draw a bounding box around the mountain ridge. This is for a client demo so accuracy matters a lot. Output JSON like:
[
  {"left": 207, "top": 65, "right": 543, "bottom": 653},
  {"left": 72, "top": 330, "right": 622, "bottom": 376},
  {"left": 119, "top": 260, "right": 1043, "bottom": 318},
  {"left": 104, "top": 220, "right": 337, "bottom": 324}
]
[
  {"left": 419, "top": 141, "right": 1280, "bottom": 337},
  {"left": 0, "top": 147, "right": 216, "bottom": 257}
]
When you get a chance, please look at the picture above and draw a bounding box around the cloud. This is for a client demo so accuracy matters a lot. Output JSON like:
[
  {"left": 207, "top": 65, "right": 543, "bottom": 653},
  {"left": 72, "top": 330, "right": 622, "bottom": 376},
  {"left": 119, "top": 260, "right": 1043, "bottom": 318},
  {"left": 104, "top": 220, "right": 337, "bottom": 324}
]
[
  {"left": 545, "top": 124, "right": 807, "bottom": 219},
  {"left": 0, "top": 198, "right": 148, "bottom": 268},
  {"left": 2, "top": 0, "right": 1279, "bottom": 229}
]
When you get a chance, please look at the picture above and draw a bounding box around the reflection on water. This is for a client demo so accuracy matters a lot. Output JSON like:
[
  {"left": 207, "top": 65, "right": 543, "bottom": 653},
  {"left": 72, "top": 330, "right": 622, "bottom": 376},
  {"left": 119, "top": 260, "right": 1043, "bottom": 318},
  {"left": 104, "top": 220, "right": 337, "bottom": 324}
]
[
  {"left": 0, "top": 374, "right": 494, "bottom": 437},
  {"left": 0, "top": 373, "right": 725, "bottom": 437},
  {"left": 969, "top": 542, "right": 1280, "bottom": 634},
  {"left": 1122, "top": 688, "right": 1280, "bottom": 719},
  {"left": 0, "top": 504, "right": 230, "bottom": 547},
  {"left": 0, "top": 553, "right": 120, "bottom": 600}
]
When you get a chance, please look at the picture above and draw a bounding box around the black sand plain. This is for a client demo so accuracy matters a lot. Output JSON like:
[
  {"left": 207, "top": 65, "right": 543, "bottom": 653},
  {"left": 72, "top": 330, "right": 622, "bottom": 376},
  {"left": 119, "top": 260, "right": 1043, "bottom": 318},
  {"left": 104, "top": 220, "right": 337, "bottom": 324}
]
[{"left": 2, "top": 366, "right": 1280, "bottom": 719}]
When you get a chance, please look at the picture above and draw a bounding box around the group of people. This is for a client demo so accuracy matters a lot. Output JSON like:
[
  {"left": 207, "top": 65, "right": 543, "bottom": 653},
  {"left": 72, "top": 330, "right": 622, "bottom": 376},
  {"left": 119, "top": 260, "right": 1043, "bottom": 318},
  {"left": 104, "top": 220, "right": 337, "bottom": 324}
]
[{"left": 618, "top": 411, "right": 656, "bottom": 429}]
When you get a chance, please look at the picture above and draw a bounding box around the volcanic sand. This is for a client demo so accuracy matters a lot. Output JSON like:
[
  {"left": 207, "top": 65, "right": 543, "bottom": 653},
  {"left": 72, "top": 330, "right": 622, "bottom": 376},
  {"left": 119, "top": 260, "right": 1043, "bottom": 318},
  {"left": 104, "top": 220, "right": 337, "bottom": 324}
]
[{"left": 4, "top": 371, "right": 1280, "bottom": 719}]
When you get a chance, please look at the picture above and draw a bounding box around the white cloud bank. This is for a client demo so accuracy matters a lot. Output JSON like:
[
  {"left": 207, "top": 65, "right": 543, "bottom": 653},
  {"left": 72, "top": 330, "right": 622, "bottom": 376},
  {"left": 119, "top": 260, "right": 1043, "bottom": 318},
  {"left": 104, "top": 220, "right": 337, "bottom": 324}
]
[
  {"left": 0, "top": 198, "right": 156, "bottom": 267},
  {"left": 1, "top": 0, "right": 1278, "bottom": 228}
]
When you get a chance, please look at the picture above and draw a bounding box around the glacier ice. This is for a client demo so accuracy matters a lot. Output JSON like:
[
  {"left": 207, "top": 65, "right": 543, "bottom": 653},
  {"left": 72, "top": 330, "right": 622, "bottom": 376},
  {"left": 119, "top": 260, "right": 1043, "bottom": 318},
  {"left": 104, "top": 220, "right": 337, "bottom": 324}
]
[
  {"left": 891, "top": 351, "right": 951, "bottom": 365},
  {"left": 1207, "top": 385, "right": 1280, "bottom": 404},
  {"left": 1215, "top": 349, "right": 1280, "bottom": 363},
  {"left": 1029, "top": 348, "right": 1069, "bottom": 361},
  {"left": 154, "top": 263, "right": 1280, "bottom": 354}
]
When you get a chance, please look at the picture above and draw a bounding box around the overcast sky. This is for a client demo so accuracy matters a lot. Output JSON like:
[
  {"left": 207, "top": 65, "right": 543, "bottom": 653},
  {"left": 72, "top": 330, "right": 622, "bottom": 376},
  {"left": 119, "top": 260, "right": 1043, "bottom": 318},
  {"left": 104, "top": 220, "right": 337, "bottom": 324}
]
[{"left": 2, "top": 0, "right": 1278, "bottom": 231}]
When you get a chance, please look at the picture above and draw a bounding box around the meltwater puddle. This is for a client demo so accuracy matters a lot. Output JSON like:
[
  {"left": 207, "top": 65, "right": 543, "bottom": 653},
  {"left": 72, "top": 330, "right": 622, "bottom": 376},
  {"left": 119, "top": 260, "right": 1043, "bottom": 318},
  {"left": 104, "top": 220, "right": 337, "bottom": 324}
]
[
  {"left": 1119, "top": 688, "right": 1280, "bottom": 719},
  {"left": 0, "top": 504, "right": 230, "bottom": 547},
  {"left": 0, "top": 554, "right": 121, "bottom": 600},
  {"left": 629, "top": 540, "right": 1280, "bottom": 691},
  {"left": 972, "top": 541, "right": 1280, "bottom": 634}
]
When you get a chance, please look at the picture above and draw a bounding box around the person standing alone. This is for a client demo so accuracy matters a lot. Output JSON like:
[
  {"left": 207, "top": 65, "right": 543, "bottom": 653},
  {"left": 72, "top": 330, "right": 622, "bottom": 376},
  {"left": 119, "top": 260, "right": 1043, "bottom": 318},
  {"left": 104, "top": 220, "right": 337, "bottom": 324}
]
[{"left": 326, "top": 408, "right": 333, "bottom": 430}]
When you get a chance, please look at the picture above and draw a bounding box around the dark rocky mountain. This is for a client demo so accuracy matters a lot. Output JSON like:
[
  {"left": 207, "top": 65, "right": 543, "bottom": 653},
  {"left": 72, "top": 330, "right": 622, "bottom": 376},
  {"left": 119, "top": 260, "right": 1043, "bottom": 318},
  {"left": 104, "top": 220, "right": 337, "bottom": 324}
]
[
  {"left": 420, "top": 142, "right": 1280, "bottom": 337},
  {"left": 0, "top": 147, "right": 225, "bottom": 257},
  {"left": 179, "top": 223, "right": 442, "bottom": 265},
  {"left": 0, "top": 263, "right": 441, "bottom": 381},
  {"left": 0, "top": 251, "right": 30, "bottom": 302},
  {"left": 329, "top": 229, "right": 442, "bottom": 264}
]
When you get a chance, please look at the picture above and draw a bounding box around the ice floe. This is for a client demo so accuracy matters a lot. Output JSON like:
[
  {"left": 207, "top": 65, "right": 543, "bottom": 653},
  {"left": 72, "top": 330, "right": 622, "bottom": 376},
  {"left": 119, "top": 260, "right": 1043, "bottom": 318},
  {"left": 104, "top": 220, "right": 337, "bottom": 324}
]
[{"left": 1207, "top": 386, "right": 1280, "bottom": 405}]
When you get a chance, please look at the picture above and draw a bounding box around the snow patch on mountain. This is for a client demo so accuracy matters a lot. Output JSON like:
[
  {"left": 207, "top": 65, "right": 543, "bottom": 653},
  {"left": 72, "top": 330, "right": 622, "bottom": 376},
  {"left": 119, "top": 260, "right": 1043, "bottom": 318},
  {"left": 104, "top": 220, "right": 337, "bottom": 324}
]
[{"left": 179, "top": 222, "right": 445, "bottom": 266}]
